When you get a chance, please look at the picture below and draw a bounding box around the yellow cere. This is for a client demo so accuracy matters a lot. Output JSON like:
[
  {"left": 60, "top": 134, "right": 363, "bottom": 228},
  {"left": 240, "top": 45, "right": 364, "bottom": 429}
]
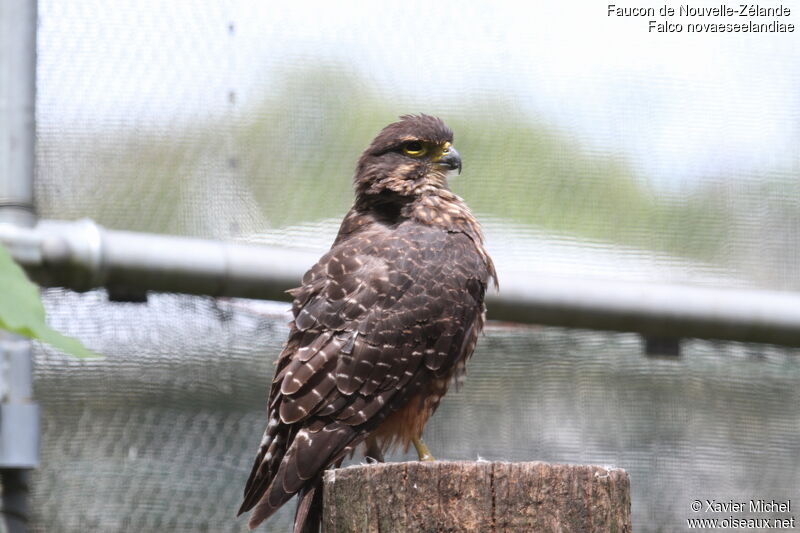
[{"left": 431, "top": 141, "right": 451, "bottom": 162}]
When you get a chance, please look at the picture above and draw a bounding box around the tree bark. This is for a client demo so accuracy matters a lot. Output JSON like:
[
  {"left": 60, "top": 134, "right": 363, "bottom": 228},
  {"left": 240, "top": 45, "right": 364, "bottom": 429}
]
[{"left": 322, "top": 461, "right": 631, "bottom": 533}]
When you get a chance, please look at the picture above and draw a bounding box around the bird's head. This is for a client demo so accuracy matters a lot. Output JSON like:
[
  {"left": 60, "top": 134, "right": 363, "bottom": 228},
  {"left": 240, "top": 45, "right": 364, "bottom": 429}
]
[{"left": 354, "top": 114, "right": 462, "bottom": 198}]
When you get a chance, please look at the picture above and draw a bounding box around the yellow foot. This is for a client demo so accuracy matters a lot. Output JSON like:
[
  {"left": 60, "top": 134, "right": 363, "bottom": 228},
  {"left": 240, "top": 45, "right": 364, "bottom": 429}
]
[{"left": 412, "top": 436, "right": 435, "bottom": 462}]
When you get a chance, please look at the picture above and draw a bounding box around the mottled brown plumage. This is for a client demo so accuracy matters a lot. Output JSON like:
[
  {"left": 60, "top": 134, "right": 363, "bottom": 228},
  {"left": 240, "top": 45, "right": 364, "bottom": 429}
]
[{"left": 239, "top": 115, "right": 496, "bottom": 532}]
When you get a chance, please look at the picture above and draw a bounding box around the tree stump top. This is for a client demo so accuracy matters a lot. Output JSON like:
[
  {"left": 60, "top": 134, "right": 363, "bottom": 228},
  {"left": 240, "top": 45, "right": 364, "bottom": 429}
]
[{"left": 323, "top": 460, "right": 631, "bottom": 533}]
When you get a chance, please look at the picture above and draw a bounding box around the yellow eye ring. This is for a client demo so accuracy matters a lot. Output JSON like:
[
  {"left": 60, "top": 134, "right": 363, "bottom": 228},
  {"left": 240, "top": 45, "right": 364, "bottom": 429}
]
[{"left": 402, "top": 141, "right": 427, "bottom": 157}]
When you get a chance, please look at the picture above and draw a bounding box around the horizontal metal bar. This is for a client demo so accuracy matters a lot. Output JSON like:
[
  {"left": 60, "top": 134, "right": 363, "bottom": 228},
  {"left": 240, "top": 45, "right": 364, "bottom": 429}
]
[
  {"left": 2, "top": 219, "right": 800, "bottom": 347},
  {"left": 0, "top": 219, "right": 309, "bottom": 302},
  {"left": 488, "top": 274, "right": 800, "bottom": 347}
]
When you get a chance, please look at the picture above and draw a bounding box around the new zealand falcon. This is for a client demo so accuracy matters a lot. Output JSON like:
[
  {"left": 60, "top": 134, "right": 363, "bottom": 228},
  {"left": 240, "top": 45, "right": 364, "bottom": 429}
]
[{"left": 239, "top": 115, "right": 496, "bottom": 532}]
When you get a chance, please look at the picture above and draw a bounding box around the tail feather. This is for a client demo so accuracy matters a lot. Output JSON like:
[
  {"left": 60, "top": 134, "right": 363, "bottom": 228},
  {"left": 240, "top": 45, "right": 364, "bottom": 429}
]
[
  {"left": 243, "top": 421, "right": 361, "bottom": 530},
  {"left": 238, "top": 412, "right": 291, "bottom": 515},
  {"left": 293, "top": 475, "right": 323, "bottom": 533}
]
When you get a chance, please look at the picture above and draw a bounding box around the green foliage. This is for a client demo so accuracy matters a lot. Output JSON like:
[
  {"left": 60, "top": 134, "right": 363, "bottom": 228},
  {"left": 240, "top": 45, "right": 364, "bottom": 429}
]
[{"left": 0, "top": 244, "right": 98, "bottom": 358}]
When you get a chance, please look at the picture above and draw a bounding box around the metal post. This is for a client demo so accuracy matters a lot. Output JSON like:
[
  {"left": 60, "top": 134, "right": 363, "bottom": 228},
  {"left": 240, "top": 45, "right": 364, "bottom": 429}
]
[
  {"left": 0, "top": 1, "right": 38, "bottom": 532},
  {"left": 0, "top": 0, "right": 37, "bottom": 226}
]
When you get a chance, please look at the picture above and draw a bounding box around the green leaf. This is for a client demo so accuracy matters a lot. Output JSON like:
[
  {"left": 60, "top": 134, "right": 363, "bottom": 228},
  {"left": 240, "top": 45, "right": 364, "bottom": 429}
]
[{"left": 0, "top": 243, "right": 99, "bottom": 358}]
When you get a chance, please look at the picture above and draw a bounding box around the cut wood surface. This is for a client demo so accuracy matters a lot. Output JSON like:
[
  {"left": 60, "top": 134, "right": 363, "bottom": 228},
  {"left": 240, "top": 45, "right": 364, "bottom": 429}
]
[{"left": 323, "top": 460, "right": 631, "bottom": 533}]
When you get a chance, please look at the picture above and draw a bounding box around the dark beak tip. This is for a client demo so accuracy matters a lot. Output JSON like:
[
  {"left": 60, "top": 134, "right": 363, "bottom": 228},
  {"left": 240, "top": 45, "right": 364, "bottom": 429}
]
[{"left": 440, "top": 146, "right": 462, "bottom": 174}]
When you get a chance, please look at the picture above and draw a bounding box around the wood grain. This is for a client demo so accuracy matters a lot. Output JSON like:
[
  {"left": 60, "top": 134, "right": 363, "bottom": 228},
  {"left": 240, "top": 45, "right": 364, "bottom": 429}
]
[{"left": 323, "top": 461, "right": 631, "bottom": 532}]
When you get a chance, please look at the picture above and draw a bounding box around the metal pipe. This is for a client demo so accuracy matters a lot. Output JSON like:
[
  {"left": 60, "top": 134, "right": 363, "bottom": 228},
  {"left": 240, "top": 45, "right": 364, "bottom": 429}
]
[
  {"left": 3, "top": 219, "right": 800, "bottom": 348},
  {"left": 0, "top": 219, "right": 310, "bottom": 302},
  {"left": 0, "top": 2, "right": 37, "bottom": 532},
  {"left": 0, "top": 336, "right": 38, "bottom": 533},
  {"left": 0, "top": 0, "right": 37, "bottom": 228},
  {"left": 0, "top": 336, "right": 38, "bottom": 470},
  {"left": 487, "top": 274, "right": 800, "bottom": 347}
]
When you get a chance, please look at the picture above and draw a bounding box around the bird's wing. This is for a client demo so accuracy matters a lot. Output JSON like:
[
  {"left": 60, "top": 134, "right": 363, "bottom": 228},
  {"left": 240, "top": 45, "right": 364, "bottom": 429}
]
[{"left": 240, "top": 222, "right": 489, "bottom": 529}]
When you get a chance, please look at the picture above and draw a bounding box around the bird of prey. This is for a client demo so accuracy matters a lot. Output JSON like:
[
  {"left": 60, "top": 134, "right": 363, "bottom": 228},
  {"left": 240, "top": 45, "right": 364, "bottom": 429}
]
[{"left": 239, "top": 114, "right": 496, "bottom": 532}]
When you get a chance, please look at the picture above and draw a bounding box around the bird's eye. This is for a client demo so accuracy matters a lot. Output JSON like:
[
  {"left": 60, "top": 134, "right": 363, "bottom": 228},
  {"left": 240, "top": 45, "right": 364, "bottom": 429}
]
[{"left": 402, "top": 141, "right": 426, "bottom": 157}]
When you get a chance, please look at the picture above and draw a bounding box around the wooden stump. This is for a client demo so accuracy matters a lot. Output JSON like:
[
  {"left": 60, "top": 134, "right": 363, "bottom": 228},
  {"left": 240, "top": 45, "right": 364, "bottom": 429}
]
[{"left": 322, "top": 461, "right": 631, "bottom": 533}]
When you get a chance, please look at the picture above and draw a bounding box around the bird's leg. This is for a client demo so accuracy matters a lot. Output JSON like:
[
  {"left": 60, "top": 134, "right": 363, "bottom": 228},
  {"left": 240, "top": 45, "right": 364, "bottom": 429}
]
[
  {"left": 412, "top": 436, "right": 435, "bottom": 462},
  {"left": 364, "top": 435, "right": 385, "bottom": 463}
]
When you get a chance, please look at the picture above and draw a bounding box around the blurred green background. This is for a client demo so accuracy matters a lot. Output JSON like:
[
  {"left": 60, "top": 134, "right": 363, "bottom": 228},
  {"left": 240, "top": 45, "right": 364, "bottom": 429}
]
[{"left": 36, "top": 64, "right": 799, "bottom": 287}]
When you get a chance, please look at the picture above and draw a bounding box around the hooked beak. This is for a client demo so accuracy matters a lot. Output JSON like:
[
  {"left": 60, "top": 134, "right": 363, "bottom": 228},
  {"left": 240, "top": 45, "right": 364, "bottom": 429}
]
[{"left": 436, "top": 146, "right": 462, "bottom": 174}]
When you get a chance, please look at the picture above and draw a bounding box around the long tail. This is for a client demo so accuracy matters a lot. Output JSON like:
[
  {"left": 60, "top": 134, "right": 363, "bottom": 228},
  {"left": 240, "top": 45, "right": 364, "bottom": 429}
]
[
  {"left": 238, "top": 411, "right": 288, "bottom": 516},
  {"left": 240, "top": 420, "right": 360, "bottom": 530},
  {"left": 294, "top": 455, "right": 345, "bottom": 533},
  {"left": 293, "top": 474, "right": 323, "bottom": 533}
]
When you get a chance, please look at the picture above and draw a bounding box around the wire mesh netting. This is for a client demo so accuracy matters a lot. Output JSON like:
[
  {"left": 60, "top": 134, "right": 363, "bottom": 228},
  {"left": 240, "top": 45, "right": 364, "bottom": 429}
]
[
  {"left": 17, "top": 0, "right": 800, "bottom": 531},
  {"left": 34, "top": 1, "right": 800, "bottom": 290},
  {"left": 32, "top": 291, "right": 800, "bottom": 532}
]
